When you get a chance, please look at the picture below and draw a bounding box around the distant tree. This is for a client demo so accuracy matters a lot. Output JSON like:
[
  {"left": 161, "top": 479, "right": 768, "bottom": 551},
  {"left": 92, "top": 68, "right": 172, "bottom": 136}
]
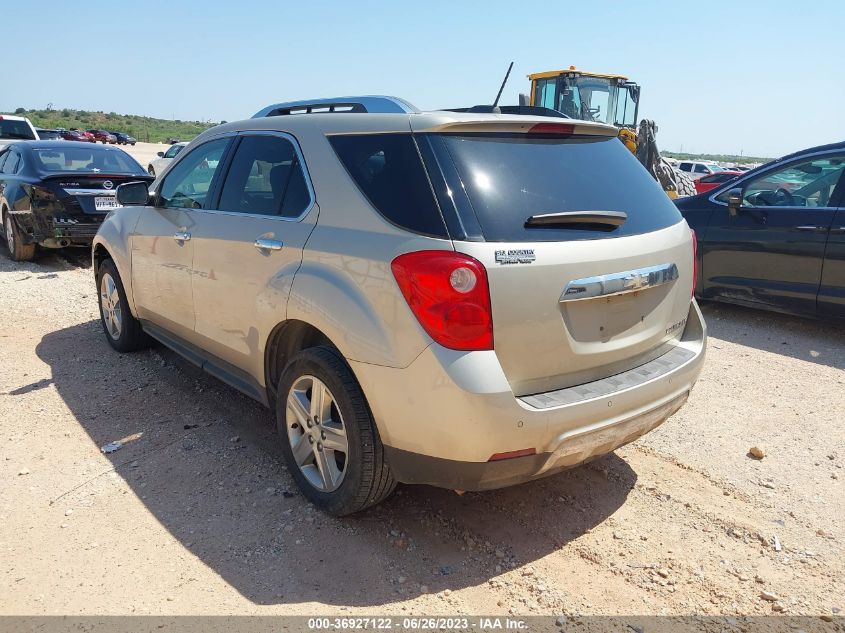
[
  {"left": 14, "top": 107, "right": 26, "bottom": 114},
  {"left": 61, "top": 108, "right": 71, "bottom": 117},
  {"left": 220, "top": 120, "right": 228, "bottom": 125}
]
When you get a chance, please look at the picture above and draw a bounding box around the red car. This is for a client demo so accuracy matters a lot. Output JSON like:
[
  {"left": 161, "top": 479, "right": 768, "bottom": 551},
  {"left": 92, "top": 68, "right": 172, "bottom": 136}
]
[
  {"left": 86, "top": 129, "right": 117, "bottom": 144},
  {"left": 68, "top": 128, "right": 96, "bottom": 143},
  {"left": 694, "top": 170, "right": 742, "bottom": 194},
  {"left": 59, "top": 129, "right": 89, "bottom": 142}
]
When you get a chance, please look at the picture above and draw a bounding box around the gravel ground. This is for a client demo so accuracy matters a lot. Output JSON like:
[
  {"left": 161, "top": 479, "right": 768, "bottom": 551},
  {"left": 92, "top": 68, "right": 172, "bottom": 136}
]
[{"left": 0, "top": 247, "right": 842, "bottom": 618}]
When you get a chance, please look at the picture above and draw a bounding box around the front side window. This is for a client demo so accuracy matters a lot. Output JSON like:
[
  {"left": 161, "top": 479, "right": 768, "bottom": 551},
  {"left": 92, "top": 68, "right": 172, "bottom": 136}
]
[
  {"left": 217, "top": 135, "right": 311, "bottom": 217},
  {"left": 693, "top": 164, "right": 710, "bottom": 174},
  {"left": 164, "top": 144, "right": 184, "bottom": 159},
  {"left": 158, "top": 138, "right": 228, "bottom": 209},
  {"left": 740, "top": 155, "right": 845, "bottom": 208},
  {"left": 533, "top": 79, "right": 556, "bottom": 109}
]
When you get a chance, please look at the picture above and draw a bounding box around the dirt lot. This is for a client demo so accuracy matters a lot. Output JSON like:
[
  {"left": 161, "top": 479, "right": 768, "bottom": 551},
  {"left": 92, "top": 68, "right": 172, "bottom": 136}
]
[{"left": 1, "top": 247, "right": 843, "bottom": 618}]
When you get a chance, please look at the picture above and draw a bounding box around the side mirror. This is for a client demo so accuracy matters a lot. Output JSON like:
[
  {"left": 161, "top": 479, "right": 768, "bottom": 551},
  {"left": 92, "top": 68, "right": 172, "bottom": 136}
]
[
  {"left": 116, "top": 181, "right": 150, "bottom": 206},
  {"left": 156, "top": 151, "right": 164, "bottom": 158},
  {"left": 727, "top": 187, "right": 743, "bottom": 216}
]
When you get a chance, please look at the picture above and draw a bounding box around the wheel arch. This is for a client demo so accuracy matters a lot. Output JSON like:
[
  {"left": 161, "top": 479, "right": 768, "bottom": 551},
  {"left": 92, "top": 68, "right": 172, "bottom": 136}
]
[{"left": 264, "top": 319, "right": 339, "bottom": 406}]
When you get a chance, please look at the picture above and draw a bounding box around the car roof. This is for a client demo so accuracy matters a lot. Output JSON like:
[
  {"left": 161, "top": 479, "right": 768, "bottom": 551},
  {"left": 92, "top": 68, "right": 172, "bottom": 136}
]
[{"left": 0, "top": 114, "right": 29, "bottom": 121}]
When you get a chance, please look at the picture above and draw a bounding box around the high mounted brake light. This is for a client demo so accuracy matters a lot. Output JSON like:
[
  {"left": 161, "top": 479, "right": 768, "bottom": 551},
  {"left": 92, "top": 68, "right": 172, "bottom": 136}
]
[
  {"left": 391, "top": 251, "right": 493, "bottom": 351},
  {"left": 527, "top": 123, "right": 575, "bottom": 135}
]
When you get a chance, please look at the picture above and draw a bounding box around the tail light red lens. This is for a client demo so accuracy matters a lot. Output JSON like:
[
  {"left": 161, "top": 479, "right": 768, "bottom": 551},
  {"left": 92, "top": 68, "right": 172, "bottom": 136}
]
[
  {"left": 391, "top": 250, "right": 493, "bottom": 351},
  {"left": 528, "top": 123, "right": 575, "bottom": 135},
  {"left": 690, "top": 228, "right": 698, "bottom": 298}
]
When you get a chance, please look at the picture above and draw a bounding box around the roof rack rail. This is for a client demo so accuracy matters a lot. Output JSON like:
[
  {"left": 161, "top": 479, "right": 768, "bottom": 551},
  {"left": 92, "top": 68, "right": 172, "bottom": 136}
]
[{"left": 252, "top": 96, "right": 419, "bottom": 118}]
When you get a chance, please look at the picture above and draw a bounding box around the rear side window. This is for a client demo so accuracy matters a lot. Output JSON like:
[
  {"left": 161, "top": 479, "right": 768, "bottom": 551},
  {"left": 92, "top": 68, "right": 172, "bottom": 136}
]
[
  {"left": 329, "top": 134, "right": 447, "bottom": 238},
  {"left": 217, "top": 135, "right": 311, "bottom": 217},
  {"left": 436, "top": 133, "right": 683, "bottom": 242},
  {"left": 2, "top": 150, "right": 21, "bottom": 174}
]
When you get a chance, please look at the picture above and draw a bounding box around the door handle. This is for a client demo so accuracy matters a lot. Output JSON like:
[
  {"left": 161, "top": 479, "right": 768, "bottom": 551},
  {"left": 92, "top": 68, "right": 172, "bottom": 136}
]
[
  {"left": 254, "top": 238, "right": 283, "bottom": 251},
  {"left": 173, "top": 230, "right": 191, "bottom": 241},
  {"left": 795, "top": 225, "right": 827, "bottom": 233}
]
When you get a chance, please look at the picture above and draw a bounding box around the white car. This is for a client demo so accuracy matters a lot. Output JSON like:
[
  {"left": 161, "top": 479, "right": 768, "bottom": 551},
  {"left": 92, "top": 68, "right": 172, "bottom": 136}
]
[
  {"left": 0, "top": 115, "right": 39, "bottom": 150},
  {"left": 147, "top": 142, "right": 187, "bottom": 177},
  {"left": 677, "top": 160, "right": 722, "bottom": 180}
]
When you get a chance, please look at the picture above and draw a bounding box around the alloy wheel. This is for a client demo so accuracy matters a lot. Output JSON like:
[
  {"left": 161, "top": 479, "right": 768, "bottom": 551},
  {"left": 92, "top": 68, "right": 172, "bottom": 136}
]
[
  {"left": 4, "top": 214, "right": 14, "bottom": 251},
  {"left": 100, "top": 273, "right": 123, "bottom": 340},
  {"left": 286, "top": 375, "right": 349, "bottom": 492}
]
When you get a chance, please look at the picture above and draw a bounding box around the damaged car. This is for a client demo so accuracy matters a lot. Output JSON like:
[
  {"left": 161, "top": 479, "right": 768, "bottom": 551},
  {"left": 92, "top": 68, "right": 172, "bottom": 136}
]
[{"left": 0, "top": 141, "right": 152, "bottom": 261}]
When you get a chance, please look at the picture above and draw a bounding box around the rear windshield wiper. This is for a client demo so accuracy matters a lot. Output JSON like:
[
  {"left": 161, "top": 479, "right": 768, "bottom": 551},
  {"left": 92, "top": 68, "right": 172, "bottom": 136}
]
[{"left": 525, "top": 210, "right": 627, "bottom": 229}]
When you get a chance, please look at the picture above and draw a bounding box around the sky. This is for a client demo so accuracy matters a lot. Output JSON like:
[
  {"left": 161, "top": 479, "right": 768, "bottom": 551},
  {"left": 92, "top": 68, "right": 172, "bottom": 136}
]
[{"left": 5, "top": 0, "right": 843, "bottom": 158}]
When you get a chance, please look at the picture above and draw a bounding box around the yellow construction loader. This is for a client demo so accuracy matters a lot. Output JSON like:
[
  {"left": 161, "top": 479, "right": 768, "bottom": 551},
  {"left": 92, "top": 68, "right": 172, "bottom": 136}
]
[{"left": 523, "top": 67, "right": 695, "bottom": 198}]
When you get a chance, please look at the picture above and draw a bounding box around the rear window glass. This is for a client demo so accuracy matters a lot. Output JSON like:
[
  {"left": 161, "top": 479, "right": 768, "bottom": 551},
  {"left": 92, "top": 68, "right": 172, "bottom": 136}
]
[
  {"left": 329, "top": 134, "right": 447, "bottom": 238},
  {"left": 0, "top": 119, "right": 36, "bottom": 140},
  {"left": 436, "top": 133, "right": 683, "bottom": 242},
  {"left": 32, "top": 147, "right": 145, "bottom": 174}
]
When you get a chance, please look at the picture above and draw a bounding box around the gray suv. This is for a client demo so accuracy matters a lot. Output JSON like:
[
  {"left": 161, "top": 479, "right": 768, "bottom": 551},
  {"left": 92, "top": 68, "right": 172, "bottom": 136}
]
[{"left": 93, "top": 96, "right": 706, "bottom": 515}]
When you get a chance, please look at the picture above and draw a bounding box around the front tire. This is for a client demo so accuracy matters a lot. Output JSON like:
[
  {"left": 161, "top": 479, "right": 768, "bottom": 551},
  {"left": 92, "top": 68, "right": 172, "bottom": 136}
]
[
  {"left": 3, "top": 210, "right": 35, "bottom": 262},
  {"left": 276, "top": 346, "right": 396, "bottom": 515},
  {"left": 96, "top": 258, "right": 149, "bottom": 352}
]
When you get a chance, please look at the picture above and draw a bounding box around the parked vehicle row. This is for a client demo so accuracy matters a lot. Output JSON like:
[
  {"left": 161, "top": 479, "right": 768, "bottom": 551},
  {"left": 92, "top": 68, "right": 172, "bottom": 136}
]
[{"left": 89, "top": 96, "right": 706, "bottom": 515}]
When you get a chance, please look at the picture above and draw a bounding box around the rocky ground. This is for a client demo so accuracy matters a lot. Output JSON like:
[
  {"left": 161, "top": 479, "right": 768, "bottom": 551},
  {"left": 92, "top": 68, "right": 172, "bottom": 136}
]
[{"left": 0, "top": 248, "right": 842, "bottom": 620}]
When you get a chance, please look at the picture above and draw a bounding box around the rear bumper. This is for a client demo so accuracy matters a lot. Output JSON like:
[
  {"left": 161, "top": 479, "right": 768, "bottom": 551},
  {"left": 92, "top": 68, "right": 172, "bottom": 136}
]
[
  {"left": 351, "top": 300, "right": 706, "bottom": 490},
  {"left": 13, "top": 211, "right": 101, "bottom": 247},
  {"left": 385, "top": 392, "right": 689, "bottom": 490}
]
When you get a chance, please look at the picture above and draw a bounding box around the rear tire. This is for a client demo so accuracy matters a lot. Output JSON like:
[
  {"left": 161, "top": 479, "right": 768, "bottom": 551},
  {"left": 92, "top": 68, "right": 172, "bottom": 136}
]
[
  {"left": 276, "top": 346, "right": 396, "bottom": 515},
  {"left": 3, "top": 210, "right": 35, "bottom": 262},
  {"left": 96, "top": 258, "right": 149, "bottom": 352}
]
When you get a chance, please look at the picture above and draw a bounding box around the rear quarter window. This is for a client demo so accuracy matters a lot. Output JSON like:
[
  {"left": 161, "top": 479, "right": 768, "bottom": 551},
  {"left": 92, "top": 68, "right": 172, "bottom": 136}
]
[
  {"left": 329, "top": 134, "right": 448, "bottom": 238},
  {"left": 434, "top": 133, "right": 683, "bottom": 242}
]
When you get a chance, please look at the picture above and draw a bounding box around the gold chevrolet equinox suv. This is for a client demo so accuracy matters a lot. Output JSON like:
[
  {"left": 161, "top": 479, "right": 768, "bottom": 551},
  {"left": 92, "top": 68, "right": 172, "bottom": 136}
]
[{"left": 92, "top": 96, "right": 707, "bottom": 515}]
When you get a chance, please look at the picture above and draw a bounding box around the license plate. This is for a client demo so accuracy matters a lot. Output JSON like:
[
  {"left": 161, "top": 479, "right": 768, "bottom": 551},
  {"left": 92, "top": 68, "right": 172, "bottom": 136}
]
[{"left": 94, "top": 196, "right": 120, "bottom": 211}]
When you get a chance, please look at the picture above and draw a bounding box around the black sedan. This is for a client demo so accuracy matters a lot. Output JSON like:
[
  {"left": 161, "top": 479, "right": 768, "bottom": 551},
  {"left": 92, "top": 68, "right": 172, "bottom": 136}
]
[
  {"left": 0, "top": 141, "right": 153, "bottom": 261},
  {"left": 109, "top": 131, "right": 136, "bottom": 146},
  {"left": 675, "top": 141, "right": 845, "bottom": 320}
]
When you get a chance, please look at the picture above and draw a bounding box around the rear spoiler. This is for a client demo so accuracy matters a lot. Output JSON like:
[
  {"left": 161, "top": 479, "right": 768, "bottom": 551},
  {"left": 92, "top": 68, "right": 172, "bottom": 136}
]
[{"left": 419, "top": 120, "right": 619, "bottom": 136}]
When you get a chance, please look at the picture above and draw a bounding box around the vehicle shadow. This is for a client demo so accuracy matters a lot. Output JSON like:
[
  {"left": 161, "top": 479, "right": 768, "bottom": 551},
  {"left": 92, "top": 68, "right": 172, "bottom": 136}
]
[
  {"left": 0, "top": 243, "right": 91, "bottom": 271},
  {"left": 700, "top": 301, "right": 845, "bottom": 370},
  {"left": 35, "top": 321, "right": 638, "bottom": 607}
]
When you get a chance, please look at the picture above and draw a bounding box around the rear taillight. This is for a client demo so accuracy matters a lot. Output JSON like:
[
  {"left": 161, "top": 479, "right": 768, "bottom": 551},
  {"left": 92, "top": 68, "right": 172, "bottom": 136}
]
[
  {"left": 391, "top": 251, "right": 493, "bottom": 351},
  {"left": 690, "top": 229, "right": 698, "bottom": 298}
]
